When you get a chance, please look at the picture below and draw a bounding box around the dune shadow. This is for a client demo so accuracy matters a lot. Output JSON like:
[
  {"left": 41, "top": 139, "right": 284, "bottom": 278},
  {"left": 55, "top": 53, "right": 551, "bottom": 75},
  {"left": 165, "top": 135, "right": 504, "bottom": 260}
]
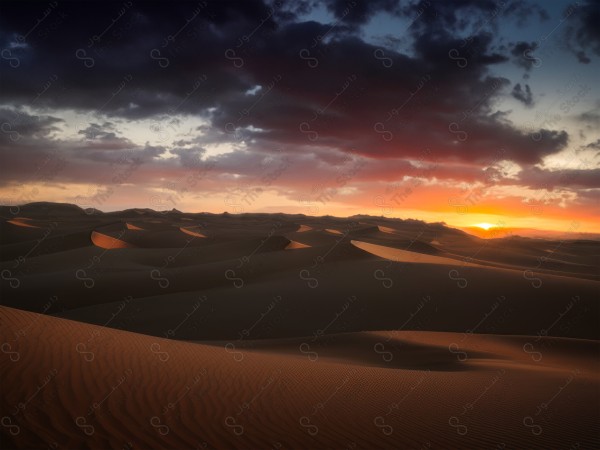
[{"left": 201, "top": 332, "right": 497, "bottom": 372}]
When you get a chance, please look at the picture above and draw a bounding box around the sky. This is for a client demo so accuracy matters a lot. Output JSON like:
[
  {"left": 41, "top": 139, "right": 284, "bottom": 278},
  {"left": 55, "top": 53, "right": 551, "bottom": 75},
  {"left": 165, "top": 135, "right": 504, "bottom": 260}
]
[{"left": 0, "top": 0, "right": 599, "bottom": 235}]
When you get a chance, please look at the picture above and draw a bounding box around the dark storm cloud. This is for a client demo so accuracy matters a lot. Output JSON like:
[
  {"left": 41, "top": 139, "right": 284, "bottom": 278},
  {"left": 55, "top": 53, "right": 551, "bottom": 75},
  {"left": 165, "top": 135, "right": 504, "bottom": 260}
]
[
  {"left": 0, "top": 108, "right": 168, "bottom": 187},
  {"left": 325, "top": 0, "right": 402, "bottom": 25},
  {"left": 518, "top": 166, "right": 600, "bottom": 190},
  {"left": 510, "top": 41, "right": 539, "bottom": 71},
  {"left": 210, "top": 27, "right": 566, "bottom": 165},
  {"left": 0, "top": 0, "right": 575, "bottom": 174},
  {"left": 574, "top": 188, "right": 600, "bottom": 209},
  {"left": 564, "top": 0, "right": 600, "bottom": 61},
  {"left": 503, "top": 1, "right": 549, "bottom": 25},
  {"left": 0, "top": 0, "right": 270, "bottom": 117},
  {"left": 0, "top": 108, "right": 63, "bottom": 142},
  {"left": 78, "top": 122, "right": 118, "bottom": 140},
  {"left": 403, "top": 0, "right": 548, "bottom": 33},
  {"left": 511, "top": 83, "right": 533, "bottom": 106},
  {"left": 170, "top": 146, "right": 207, "bottom": 168},
  {"left": 404, "top": 0, "right": 503, "bottom": 30}
]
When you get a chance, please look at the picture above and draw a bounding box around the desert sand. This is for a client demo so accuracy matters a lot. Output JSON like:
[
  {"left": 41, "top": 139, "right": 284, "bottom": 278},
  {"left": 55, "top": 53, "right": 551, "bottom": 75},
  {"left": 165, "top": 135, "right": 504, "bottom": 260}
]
[
  {"left": 285, "top": 240, "right": 311, "bottom": 250},
  {"left": 296, "top": 225, "right": 313, "bottom": 233},
  {"left": 126, "top": 223, "right": 145, "bottom": 231},
  {"left": 1, "top": 306, "right": 598, "bottom": 449},
  {"left": 91, "top": 231, "right": 136, "bottom": 249},
  {"left": 6, "top": 218, "right": 41, "bottom": 229},
  {"left": 180, "top": 227, "right": 208, "bottom": 238},
  {"left": 0, "top": 202, "right": 599, "bottom": 448},
  {"left": 350, "top": 240, "right": 483, "bottom": 267},
  {"left": 377, "top": 225, "right": 397, "bottom": 234}
]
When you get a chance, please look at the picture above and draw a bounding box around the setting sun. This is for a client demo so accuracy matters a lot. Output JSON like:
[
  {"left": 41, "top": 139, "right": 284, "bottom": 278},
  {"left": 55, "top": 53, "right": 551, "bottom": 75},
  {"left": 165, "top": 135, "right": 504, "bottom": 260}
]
[{"left": 474, "top": 222, "right": 496, "bottom": 230}]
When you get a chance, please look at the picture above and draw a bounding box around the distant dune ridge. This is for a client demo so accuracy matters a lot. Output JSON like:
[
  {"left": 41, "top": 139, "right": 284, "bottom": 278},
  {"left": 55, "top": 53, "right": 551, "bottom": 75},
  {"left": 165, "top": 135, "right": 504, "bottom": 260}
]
[{"left": 0, "top": 202, "right": 599, "bottom": 448}]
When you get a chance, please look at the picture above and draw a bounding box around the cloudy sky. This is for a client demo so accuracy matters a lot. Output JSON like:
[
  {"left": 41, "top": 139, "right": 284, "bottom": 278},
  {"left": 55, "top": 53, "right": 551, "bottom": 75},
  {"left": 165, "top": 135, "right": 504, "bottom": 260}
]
[{"left": 1, "top": 0, "right": 599, "bottom": 233}]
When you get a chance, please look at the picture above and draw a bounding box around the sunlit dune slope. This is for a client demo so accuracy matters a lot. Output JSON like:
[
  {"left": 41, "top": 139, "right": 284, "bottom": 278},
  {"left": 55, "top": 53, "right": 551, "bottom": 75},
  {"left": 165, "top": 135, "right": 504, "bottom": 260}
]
[
  {"left": 90, "top": 231, "right": 135, "bottom": 249},
  {"left": 1, "top": 306, "right": 598, "bottom": 449},
  {"left": 126, "top": 223, "right": 145, "bottom": 231},
  {"left": 180, "top": 227, "right": 207, "bottom": 238},
  {"left": 285, "top": 240, "right": 311, "bottom": 250},
  {"left": 351, "top": 240, "right": 482, "bottom": 267}
]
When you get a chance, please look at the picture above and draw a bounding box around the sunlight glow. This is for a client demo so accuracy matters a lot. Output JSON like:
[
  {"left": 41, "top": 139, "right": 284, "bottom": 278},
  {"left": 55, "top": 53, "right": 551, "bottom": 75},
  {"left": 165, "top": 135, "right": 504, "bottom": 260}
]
[{"left": 474, "top": 222, "right": 496, "bottom": 230}]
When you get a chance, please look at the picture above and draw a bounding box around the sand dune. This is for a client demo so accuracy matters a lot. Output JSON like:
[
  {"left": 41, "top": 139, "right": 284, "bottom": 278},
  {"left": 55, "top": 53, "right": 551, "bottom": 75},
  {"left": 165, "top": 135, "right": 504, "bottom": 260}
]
[
  {"left": 180, "top": 227, "right": 207, "bottom": 238},
  {"left": 126, "top": 222, "right": 145, "bottom": 231},
  {"left": 377, "top": 225, "right": 397, "bottom": 234},
  {"left": 1, "top": 203, "right": 599, "bottom": 448},
  {"left": 1, "top": 306, "right": 598, "bottom": 449},
  {"left": 88, "top": 224, "right": 211, "bottom": 249},
  {"left": 6, "top": 219, "right": 40, "bottom": 228},
  {"left": 90, "top": 231, "right": 135, "bottom": 249},
  {"left": 285, "top": 240, "right": 311, "bottom": 250},
  {"left": 281, "top": 229, "right": 344, "bottom": 248},
  {"left": 2, "top": 207, "right": 598, "bottom": 341},
  {"left": 351, "top": 240, "right": 482, "bottom": 267}
]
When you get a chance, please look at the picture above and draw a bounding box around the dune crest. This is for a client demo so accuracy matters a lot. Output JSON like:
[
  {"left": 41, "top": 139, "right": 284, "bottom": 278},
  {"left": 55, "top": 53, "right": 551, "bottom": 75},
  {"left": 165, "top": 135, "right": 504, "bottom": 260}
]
[
  {"left": 325, "top": 228, "right": 343, "bottom": 235},
  {"left": 351, "top": 240, "right": 481, "bottom": 267},
  {"left": 126, "top": 223, "right": 144, "bottom": 231},
  {"left": 285, "top": 240, "right": 311, "bottom": 250},
  {"left": 296, "top": 224, "right": 313, "bottom": 232},
  {"left": 90, "top": 231, "right": 135, "bottom": 249},
  {"left": 180, "top": 227, "right": 207, "bottom": 238},
  {"left": 6, "top": 219, "right": 40, "bottom": 228},
  {"left": 377, "top": 225, "right": 396, "bottom": 234}
]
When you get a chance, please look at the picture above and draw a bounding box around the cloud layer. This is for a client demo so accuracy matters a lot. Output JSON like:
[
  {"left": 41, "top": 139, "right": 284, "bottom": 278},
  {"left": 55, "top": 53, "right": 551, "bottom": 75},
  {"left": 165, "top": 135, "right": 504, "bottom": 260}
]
[{"left": 0, "top": 0, "right": 598, "bottom": 231}]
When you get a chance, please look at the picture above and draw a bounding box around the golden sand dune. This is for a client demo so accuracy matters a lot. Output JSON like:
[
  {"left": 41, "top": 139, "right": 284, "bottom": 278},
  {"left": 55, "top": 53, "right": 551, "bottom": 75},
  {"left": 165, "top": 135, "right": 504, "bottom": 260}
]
[
  {"left": 285, "top": 240, "right": 311, "bottom": 250},
  {"left": 90, "top": 231, "right": 135, "bottom": 249},
  {"left": 377, "top": 225, "right": 397, "bottom": 234},
  {"left": 179, "top": 227, "right": 207, "bottom": 238},
  {"left": 126, "top": 223, "right": 144, "bottom": 231},
  {"left": 1, "top": 306, "right": 598, "bottom": 449},
  {"left": 351, "top": 240, "right": 481, "bottom": 267},
  {"left": 296, "top": 225, "right": 313, "bottom": 232},
  {"left": 1, "top": 204, "right": 599, "bottom": 448},
  {"left": 6, "top": 219, "right": 40, "bottom": 228}
]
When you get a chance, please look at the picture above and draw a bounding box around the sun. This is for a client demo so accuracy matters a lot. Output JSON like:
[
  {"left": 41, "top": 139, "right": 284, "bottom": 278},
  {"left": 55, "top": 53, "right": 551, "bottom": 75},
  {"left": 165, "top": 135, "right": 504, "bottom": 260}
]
[{"left": 474, "top": 222, "right": 495, "bottom": 230}]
